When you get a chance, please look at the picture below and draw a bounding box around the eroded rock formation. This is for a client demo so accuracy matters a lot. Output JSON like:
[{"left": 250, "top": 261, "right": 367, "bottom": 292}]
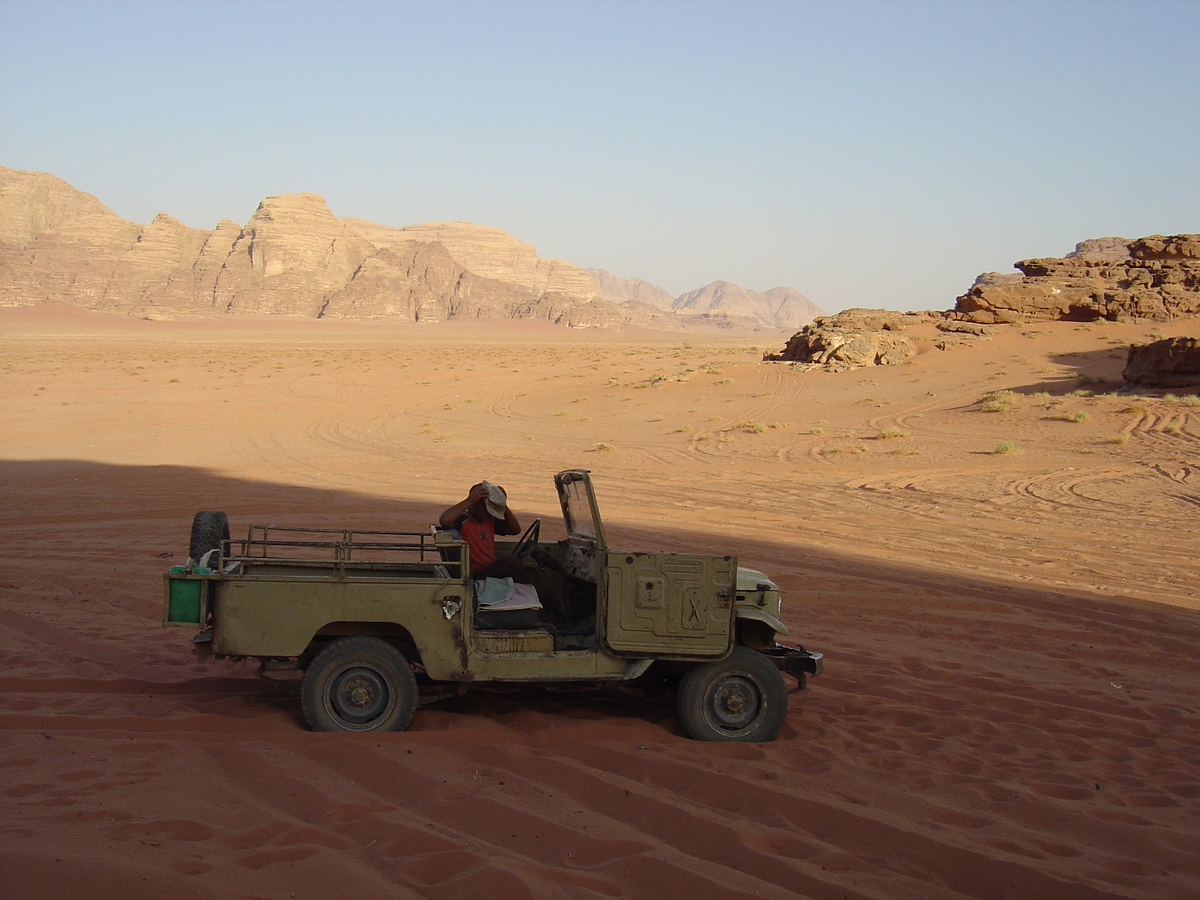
[
  {"left": 1123, "top": 337, "right": 1200, "bottom": 388},
  {"left": 765, "top": 309, "right": 918, "bottom": 370},
  {"left": 954, "top": 235, "right": 1200, "bottom": 324}
]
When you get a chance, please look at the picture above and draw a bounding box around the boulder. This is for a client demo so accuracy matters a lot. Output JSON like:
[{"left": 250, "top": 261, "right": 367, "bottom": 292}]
[
  {"left": 1123, "top": 338, "right": 1200, "bottom": 388},
  {"left": 765, "top": 308, "right": 915, "bottom": 370}
]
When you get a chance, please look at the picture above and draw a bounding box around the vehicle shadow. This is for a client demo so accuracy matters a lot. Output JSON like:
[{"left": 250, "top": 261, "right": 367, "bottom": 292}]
[{"left": 3, "top": 457, "right": 1199, "bottom": 738}]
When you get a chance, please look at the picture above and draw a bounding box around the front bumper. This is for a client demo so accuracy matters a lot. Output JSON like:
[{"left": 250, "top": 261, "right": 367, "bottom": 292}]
[{"left": 763, "top": 643, "right": 823, "bottom": 690}]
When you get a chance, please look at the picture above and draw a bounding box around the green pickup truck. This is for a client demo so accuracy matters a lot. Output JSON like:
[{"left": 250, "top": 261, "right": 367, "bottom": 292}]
[{"left": 164, "top": 469, "right": 821, "bottom": 741}]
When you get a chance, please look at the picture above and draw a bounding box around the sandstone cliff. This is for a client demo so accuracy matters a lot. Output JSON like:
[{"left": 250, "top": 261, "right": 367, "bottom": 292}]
[
  {"left": 0, "top": 166, "right": 116, "bottom": 245},
  {"left": 955, "top": 235, "right": 1200, "bottom": 324},
  {"left": 0, "top": 165, "right": 810, "bottom": 330}
]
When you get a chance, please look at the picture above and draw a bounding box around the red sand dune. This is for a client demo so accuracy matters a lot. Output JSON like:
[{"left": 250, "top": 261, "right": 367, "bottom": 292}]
[{"left": 2, "top": 306, "right": 1198, "bottom": 899}]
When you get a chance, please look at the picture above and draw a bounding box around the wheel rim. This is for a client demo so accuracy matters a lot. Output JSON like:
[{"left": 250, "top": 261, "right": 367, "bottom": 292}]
[
  {"left": 705, "top": 674, "right": 764, "bottom": 734},
  {"left": 325, "top": 663, "right": 395, "bottom": 729}
]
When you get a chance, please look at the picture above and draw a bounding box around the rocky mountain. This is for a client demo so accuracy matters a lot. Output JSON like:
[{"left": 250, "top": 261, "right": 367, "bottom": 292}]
[
  {"left": 955, "top": 235, "right": 1200, "bottom": 323},
  {"left": 587, "top": 268, "right": 677, "bottom": 309},
  {"left": 0, "top": 165, "right": 814, "bottom": 330},
  {"left": 674, "top": 281, "right": 822, "bottom": 330},
  {"left": 590, "top": 269, "right": 823, "bottom": 329}
]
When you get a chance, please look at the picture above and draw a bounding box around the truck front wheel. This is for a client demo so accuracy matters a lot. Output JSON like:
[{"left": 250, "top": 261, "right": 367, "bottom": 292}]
[
  {"left": 300, "top": 637, "right": 418, "bottom": 733},
  {"left": 676, "top": 646, "right": 787, "bottom": 742}
]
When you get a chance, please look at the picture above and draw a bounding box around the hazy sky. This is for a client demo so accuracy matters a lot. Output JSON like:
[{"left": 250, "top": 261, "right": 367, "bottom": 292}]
[{"left": 2, "top": 0, "right": 1197, "bottom": 313}]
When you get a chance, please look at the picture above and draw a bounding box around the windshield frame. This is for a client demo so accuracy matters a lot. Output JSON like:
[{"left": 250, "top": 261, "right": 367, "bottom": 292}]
[{"left": 555, "top": 469, "right": 606, "bottom": 550}]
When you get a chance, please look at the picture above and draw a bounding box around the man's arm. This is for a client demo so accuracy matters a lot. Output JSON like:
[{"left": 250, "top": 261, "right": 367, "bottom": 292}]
[
  {"left": 438, "top": 483, "right": 488, "bottom": 529},
  {"left": 500, "top": 504, "right": 521, "bottom": 535}
]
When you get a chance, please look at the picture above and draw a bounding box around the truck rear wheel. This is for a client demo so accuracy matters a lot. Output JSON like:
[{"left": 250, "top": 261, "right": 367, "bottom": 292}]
[
  {"left": 676, "top": 646, "right": 787, "bottom": 742},
  {"left": 300, "top": 637, "right": 418, "bottom": 733},
  {"left": 189, "top": 511, "right": 230, "bottom": 568}
]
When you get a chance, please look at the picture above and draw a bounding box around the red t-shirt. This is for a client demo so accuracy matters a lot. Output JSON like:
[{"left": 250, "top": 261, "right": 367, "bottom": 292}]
[{"left": 456, "top": 514, "right": 502, "bottom": 571}]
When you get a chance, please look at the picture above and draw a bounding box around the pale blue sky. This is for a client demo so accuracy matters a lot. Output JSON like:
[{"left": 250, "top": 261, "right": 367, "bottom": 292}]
[{"left": 2, "top": 0, "right": 1197, "bottom": 312}]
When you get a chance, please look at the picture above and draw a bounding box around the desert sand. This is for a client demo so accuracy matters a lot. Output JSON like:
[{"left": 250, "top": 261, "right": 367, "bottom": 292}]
[{"left": 2, "top": 304, "right": 1198, "bottom": 899}]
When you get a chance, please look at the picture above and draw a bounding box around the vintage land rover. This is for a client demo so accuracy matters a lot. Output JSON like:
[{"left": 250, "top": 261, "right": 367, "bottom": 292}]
[{"left": 163, "top": 469, "right": 821, "bottom": 741}]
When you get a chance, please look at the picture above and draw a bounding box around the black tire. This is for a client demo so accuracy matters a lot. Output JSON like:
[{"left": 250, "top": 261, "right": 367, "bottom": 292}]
[
  {"left": 189, "top": 511, "right": 230, "bottom": 568},
  {"left": 676, "top": 646, "right": 788, "bottom": 742},
  {"left": 300, "top": 637, "right": 418, "bottom": 733}
]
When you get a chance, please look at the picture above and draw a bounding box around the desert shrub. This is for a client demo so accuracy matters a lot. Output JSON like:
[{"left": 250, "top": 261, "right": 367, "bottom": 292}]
[
  {"left": 809, "top": 427, "right": 824, "bottom": 435},
  {"left": 1111, "top": 433, "right": 1130, "bottom": 444},
  {"left": 993, "top": 440, "right": 1021, "bottom": 454},
  {"left": 876, "top": 427, "right": 910, "bottom": 439},
  {"left": 823, "top": 442, "right": 867, "bottom": 456},
  {"left": 733, "top": 421, "right": 766, "bottom": 434},
  {"left": 591, "top": 442, "right": 615, "bottom": 452},
  {"left": 1073, "top": 411, "right": 1090, "bottom": 423}
]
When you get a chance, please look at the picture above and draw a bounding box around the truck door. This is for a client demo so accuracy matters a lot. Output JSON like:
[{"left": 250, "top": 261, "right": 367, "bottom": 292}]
[{"left": 602, "top": 552, "right": 735, "bottom": 658}]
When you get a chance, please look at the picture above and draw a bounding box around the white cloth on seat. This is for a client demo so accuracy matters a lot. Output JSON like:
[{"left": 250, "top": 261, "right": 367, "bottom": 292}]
[{"left": 474, "top": 577, "right": 541, "bottom": 611}]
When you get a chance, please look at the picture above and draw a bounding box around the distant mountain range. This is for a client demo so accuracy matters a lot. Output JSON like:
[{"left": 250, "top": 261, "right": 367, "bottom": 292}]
[{"left": 0, "top": 165, "right": 822, "bottom": 330}]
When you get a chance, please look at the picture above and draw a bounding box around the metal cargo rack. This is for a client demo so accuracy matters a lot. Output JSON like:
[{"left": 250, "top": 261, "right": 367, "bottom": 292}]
[{"left": 221, "top": 525, "right": 464, "bottom": 577}]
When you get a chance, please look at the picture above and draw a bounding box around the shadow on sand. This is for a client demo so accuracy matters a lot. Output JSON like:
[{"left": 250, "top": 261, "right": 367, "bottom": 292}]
[{"left": 3, "top": 457, "right": 1199, "bottom": 733}]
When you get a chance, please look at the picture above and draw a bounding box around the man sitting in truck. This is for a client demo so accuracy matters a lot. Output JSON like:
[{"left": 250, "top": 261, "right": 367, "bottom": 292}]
[{"left": 438, "top": 481, "right": 523, "bottom": 579}]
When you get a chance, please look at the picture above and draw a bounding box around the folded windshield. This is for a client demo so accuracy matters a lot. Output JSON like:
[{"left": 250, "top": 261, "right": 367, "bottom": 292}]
[{"left": 556, "top": 470, "right": 605, "bottom": 547}]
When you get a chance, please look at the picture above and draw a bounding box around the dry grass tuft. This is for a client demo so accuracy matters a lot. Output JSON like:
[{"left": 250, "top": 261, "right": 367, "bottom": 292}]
[{"left": 978, "top": 389, "right": 1015, "bottom": 413}]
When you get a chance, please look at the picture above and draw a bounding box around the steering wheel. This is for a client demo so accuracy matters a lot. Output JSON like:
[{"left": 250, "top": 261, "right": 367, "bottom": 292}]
[{"left": 509, "top": 518, "right": 541, "bottom": 559}]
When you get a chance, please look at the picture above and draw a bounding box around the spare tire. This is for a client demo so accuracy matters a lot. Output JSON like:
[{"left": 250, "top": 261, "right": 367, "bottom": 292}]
[{"left": 189, "top": 511, "right": 230, "bottom": 567}]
